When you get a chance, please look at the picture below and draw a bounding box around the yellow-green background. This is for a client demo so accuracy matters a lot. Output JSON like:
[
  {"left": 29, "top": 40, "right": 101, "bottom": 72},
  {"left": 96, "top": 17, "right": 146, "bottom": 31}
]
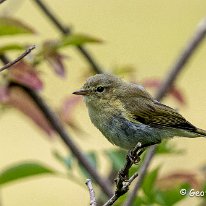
[{"left": 0, "top": 0, "right": 206, "bottom": 205}]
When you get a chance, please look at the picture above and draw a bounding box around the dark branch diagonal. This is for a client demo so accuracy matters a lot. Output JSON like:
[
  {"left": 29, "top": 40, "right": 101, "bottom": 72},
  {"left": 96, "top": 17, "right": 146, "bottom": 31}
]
[
  {"left": 0, "top": 45, "right": 35, "bottom": 72},
  {"left": 123, "top": 17, "right": 206, "bottom": 206},
  {"left": 32, "top": 0, "right": 103, "bottom": 74}
]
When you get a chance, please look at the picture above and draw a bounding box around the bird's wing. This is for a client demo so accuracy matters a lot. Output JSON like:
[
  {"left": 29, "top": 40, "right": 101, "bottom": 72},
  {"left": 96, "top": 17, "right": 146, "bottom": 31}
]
[{"left": 123, "top": 96, "right": 197, "bottom": 132}]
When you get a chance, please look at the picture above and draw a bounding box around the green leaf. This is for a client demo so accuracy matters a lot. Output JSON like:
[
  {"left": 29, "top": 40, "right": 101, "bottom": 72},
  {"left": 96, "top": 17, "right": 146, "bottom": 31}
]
[
  {"left": 142, "top": 167, "right": 160, "bottom": 198},
  {"left": 114, "top": 195, "right": 146, "bottom": 206},
  {"left": 60, "top": 33, "right": 102, "bottom": 47},
  {"left": 156, "top": 141, "right": 184, "bottom": 155},
  {"left": 104, "top": 149, "right": 127, "bottom": 171},
  {"left": 0, "top": 162, "right": 56, "bottom": 186},
  {"left": 0, "top": 17, "right": 34, "bottom": 36},
  {"left": 0, "top": 44, "right": 26, "bottom": 54},
  {"left": 112, "top": 65, "right": 135, "bottom": 76},
  {"left": 132, "top": 196, "right": 146, "bottom": 206},
  {"left": 155, "top": 183, "right": 190, "bottom": 206},
  {"left": 201, "top": 182, "right": 206, "bottom": 200},
  {"left": 78, "top": 151, "right": 97, "bottom": 178},
  {"left": 37, "top": 33, "right": 101, "bottom": 61},
  {"left": 52, "top": 150, "right": 73, "bottom": 170}
]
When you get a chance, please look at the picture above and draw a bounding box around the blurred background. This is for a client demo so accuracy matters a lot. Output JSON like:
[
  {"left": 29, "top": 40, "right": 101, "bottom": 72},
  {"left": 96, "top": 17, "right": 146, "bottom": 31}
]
[{"left": 0, "top": 0, "right": 206, "bottom": 205}]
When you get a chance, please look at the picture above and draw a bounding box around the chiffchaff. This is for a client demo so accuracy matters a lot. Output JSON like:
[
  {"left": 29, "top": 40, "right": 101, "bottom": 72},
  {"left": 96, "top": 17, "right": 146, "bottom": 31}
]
[{"left": 73, "top": 74, "right": 206, "bottom": 150}]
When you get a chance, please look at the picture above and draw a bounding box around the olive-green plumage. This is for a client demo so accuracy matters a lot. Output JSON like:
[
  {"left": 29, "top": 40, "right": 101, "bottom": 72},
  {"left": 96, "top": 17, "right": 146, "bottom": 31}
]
[{"left": 73, "top": 74, "right": 206, "bottom": 149}]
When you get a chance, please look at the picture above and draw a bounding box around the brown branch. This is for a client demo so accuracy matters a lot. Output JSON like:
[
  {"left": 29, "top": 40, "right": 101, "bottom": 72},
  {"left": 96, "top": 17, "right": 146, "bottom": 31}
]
[
  {"left": 32, "top": 0, "right": 103, "bottom": 74},
  {"left": 85, "top": 179, "right": 97, "bottom": 206},
  {"left": 102, "top": 142, "right": 151, "bottom": 206},
  {"left": 114, "top": 143, "right": 142, "bottom": 194},
  {"left": 0, "top": 45, "right": 35, "bottom": 72},
  {"left": 123, "top": 146, "right": 156, "bottom": 206},
  {"left": 123, "top": 17, "right": 206, "bottom": 206},
  {"left": 155, "top": 17, "right": 206, "bottom": 100},
  {"left": 0, "top": 54, "right": 113, "bottom": 198},
  {"left": 0, "top": 0, "right": 6, "bottom": 4},
  {"left": 103, "top": 171, "right": 139, "bottom": 206}
]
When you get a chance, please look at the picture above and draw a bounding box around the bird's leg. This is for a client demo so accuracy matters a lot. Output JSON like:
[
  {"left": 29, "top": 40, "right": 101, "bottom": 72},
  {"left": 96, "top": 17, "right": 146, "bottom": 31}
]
[
  {"left": 137, "top": 147, "right": 146, "bottom": 157},
  {"left": 138, "top": 140, "right": 161, "bottom": 149},
  {"left": 128, "top": 140, "right": 161, "bottom": 164},
  {"left": 115, "top": 142, "right": 142, "bottom": 187},
  {"left": 115, "top": 149, "right": 137, "bottom": 188},
  {"left": 115, "top": 141, "right": 161, "bottom": 191},
  {"left": 128, "top": 142, "right": 142, "bottom": 165}
]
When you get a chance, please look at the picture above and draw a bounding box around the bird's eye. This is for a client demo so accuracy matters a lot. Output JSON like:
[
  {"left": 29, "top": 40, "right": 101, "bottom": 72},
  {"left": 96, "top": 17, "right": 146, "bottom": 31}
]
[{"left": 96, "top": 86, "right": 104, "bottom": 93}]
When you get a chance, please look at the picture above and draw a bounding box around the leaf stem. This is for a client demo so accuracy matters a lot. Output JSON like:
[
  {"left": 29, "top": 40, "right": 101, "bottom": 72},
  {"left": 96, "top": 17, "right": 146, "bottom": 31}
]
[
  {"left": 0, "top": 45, "right": 35, "bottom": 72},
  {"left": 32, "top": 0, "right": 103, "bottom": 74}
]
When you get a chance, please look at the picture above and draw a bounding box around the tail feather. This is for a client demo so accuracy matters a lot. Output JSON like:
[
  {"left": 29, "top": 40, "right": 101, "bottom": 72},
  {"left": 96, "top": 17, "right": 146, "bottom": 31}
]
[{"left": 196, "top": 128, "right": 206, "bottom": 137}]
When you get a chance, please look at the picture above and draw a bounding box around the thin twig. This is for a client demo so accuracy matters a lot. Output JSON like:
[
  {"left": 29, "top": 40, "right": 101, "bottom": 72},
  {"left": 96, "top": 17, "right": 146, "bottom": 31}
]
[
  {"left": 123, "top": 146, "right": 156, "bottom": 206},
  {"left": 0, "top": 45, "right": 35, "bottom": 72},
  {"left": 102, "top": 143, "right": 143, "bottom": 206},
  {"left": 0, "top": 0, "right": 6, "bottom": 4},
  {"left": 32, "top": 0, "right": 103, "bottom": 74},
  {"left": 85, "top": 179, "right": 97, "bottom": 206},
  {"left": 123, "top": 17, "right": 206, "bottom": 206},
  {"left": 103, "top": 171, "right": 139, "bottom": 206},
  {"left": 155, "top": 18, "right": 206, "bottom": 100},
  {"left": 114, "top": 143, "right": 142, "bottom": 191},
  {"left": 0, "top": 54, "right": 113, "bottom": 198}
]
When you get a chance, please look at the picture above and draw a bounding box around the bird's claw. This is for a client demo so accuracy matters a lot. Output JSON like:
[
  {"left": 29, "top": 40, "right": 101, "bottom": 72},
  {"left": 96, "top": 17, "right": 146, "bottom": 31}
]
[{"left": 128, "top": 150, "right": 141, "bottom": 164}]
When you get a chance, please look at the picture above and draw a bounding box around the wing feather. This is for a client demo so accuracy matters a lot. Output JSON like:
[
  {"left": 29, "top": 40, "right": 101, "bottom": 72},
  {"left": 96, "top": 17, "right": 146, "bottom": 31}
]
[{"left": 122, "top": 95, "right": 197, "bottom": 132}]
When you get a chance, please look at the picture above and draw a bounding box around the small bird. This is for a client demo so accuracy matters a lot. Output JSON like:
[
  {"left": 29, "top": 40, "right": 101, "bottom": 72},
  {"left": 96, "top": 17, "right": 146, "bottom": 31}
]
[{"left": 73, "top": 74, "right": 206, "bottom": 150}]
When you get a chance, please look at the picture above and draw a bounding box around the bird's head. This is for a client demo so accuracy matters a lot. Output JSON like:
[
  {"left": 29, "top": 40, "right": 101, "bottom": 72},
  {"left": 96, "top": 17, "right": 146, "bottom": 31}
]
[{"left": 73, "top": 74, "right": 123, "bottom": 107}]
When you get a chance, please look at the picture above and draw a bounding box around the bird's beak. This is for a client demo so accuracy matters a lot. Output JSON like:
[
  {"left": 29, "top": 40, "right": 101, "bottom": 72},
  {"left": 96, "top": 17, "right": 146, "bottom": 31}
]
[{"left": 72, "top": 89, "right": 89, "bottom": 96}]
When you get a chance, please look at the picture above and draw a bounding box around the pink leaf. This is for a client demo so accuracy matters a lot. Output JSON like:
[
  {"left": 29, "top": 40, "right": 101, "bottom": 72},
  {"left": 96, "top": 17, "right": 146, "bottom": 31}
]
[
  {"left": 170, "top": 87, "right": 185, "bottom": 105},
  {"left": 58, "top": 95, "right": 81, "bottom": 129},
  {"left": 46, "top": 53, "right": 67, "bottom": 77},
  {"left": 0, "top": 86, "right": 9, "bottom": 102},
  {"left": 142, "top": 79, "right": 161, "bottom": 88},
  {"left": 42, "top": 40, "right": 67, "bottom": 77},
  {"left": 5, "top": 86, "right": 53, "bottom": 136},
  {"left": 142, "top": 79, "right": 186, "bottom": 105},
  {"left": 8, "top": 61, "right": 43, "bottom": 91},
  {"left": 157, "top": 171, "right": 200, "bottom": 189}
]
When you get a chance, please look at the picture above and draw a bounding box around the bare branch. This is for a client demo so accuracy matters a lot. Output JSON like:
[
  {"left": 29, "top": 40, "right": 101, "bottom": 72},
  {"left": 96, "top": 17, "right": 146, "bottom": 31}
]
[
  {"left": 0, "top": 0, "right": 6, "bottom": 4},
  {"left": 103, "top": 171, "right": 139, "bottom": 206},
  {"left": 123, "top": 146, "right": 156, "bottom": 206},
  {"left": 103, "top": 143, "right": 143, "bottom": 206},
  {"left": 32, "top": 0, "right": 103, "bottom": 74},
  {"left": 155, "top": 17, "right": 206, "bottom": 100},
  {"left": 123, "top": 17, "right": 206, "bottom": 206},
  {"left": 85, "top": 179, "right": 97, "bottom": 206},
  {"left": 0, "top": 45, "right": 35, "bottom": 72}
]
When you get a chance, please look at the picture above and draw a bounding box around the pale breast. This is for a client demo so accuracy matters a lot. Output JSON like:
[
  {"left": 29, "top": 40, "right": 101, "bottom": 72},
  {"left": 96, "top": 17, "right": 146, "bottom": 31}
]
[{"left": 88, "top": 106, "right": 163, "bottom": 149}]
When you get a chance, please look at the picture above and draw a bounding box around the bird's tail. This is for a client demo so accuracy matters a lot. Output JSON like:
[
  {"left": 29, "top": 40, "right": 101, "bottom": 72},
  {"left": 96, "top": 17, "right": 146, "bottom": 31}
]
[{"left": 196, "top": 128, "right": 206, "bottom": 137}]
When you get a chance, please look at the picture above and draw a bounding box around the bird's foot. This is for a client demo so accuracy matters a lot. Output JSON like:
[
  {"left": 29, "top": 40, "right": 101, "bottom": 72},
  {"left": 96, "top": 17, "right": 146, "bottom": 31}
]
[
  {"left": 128, "top": 142, "right": 142, "bottom": 164},
  {"left": 128, "top": 150, "right": 141, "bottom": 165}
]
